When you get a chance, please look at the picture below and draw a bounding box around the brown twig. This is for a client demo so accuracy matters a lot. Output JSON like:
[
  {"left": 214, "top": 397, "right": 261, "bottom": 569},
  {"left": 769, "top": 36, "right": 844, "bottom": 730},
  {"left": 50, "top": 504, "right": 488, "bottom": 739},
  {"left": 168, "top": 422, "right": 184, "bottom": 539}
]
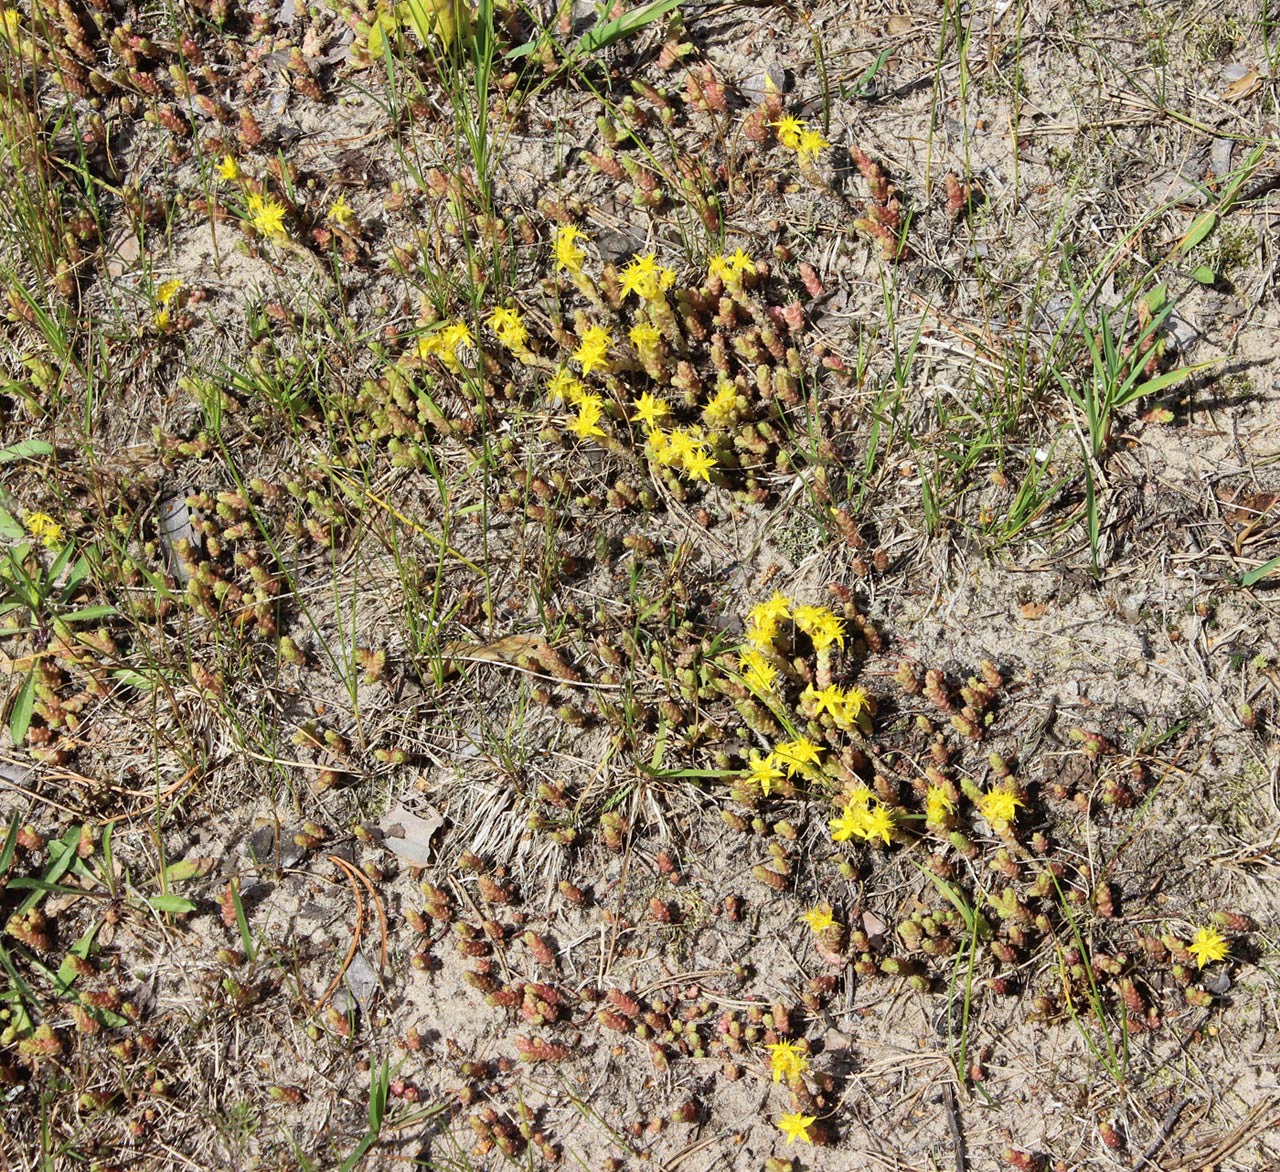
[{"left": 313, "top": 857, "right": 365, "bottom": 1015}]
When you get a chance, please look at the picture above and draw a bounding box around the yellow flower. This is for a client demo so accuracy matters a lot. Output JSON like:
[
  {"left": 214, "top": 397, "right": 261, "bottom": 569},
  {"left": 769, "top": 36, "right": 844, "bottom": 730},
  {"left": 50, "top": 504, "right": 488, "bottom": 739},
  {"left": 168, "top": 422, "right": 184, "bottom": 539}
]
[
  {"left": 805, "top": 684, "right": 846, "bottom": 720},
  {"left": 681, "top": 446, "right": 715, "bottom": 482},
  {"left": 553, "top": 225, "right": 586, "bottom": 273},
  {"left": 793, "top": 604, "right": 845, "bottom": 651},
  {"left": 796, "top": 127, "right": 831, "bottom": 161},
  {"left": 631, "top": 391, "right": 670, "bottom": 430},
  {"left": 659, "top": 427, "right": 693, "bottom": 464},
  {"left": 767, "top": 1040, "right": 808, "bottom": 1083},
  {"left": 777, "top": 1112, "right": 816, "bottom": 1145},
  {"left": 974, "top": 786, "right": 1022, "bottom": 829},
  {"left": 547, "top": 369, "right": 586, "bottom": 405},
  {"left": 925, "top": 785, "right": 955, "bottom": 829},
  {"left": 1187, "top": 927, "right": 1229, "bottom": 968},
  {"left": 629, "top": 321, "right": 661, "bottom": 350},
  {"left": 245, "top": 191, "right": 287, "bottom": 238},
  {"left": 573, "top": 324, "right": 612, "bottom": 376},
  {"left": 702, "top": 381, "right": 739, "bottom": 428},
  {"left": 746, "top": 750, "right": 784, "bottom": 797},
  {"left": 843, "top": 685, "right": 869, "bottom": 719},
  {"left": 24, "top": 512, "right": 63, "bottom": 549},
  {"left": 861, "top": 803, "right": 895, "bottom": 844},
  {"left": 648, "top": 428, "right": 677, "bottom": 466},
  {"left": 327, "top": 193, "right": 358, "bottom": 230},
  {"left": 726, "top": 247, "right": 756, "bottom": 278},
  {"left": 619, "top": 253, "right": 676, "bottom": 302},
  {"left": 217, "top": 154, "right": 240, "bottom": 181},
  {"left": 808, "top": 683, "right": 872, "bottom": 731},
  {"left": 567, "top": 394, "right": 606, "bottom": 440},
  {"left": 771, "top": 115, "right": 805, "bottom": 150},
  {"left": 829, "top": 789, "right": 894, "bottom": 845},
  {"left": 710, "top": 247, "right": 756, "bottom": 290},
  {"left": 745, "top": 592, "right": 791, "bottom": 648},
  {"left": 152, "top": 278, "right": 182, "bottom": 329},
  {"left": 799, "top": 905, "right": 838, "bottom": 933},
  {"left": 739, "top": 647, "right": 778, "bottom": 696},
  {"left": 488, "top": 306, "right": 528, "bottom": 351},
  {"left": 773, "top": 737, "right": 822, "bottom": 777}
]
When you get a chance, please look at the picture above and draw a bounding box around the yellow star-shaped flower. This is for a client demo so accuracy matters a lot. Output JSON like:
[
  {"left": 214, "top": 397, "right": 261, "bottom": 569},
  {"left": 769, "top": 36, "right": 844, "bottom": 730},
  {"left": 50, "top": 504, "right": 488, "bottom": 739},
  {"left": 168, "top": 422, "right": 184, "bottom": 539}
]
[
  {"left": 681, "top": 446, "right": 715, "bottom": 482},
  {"left": 327, "top": 192, "right": 358, "bottom": 230},
  {"left": 796, "top": 127, "right": 831, "bottom": 161},
  {"left": 245, "top": 192, "right": 287, "bottom": 238},
  {"left": 629, "top": 321, "right": 661, "bottom": 349},
  {"left": 767, "top": 1040, "right": 809, "bottom": 1082},
  {"left": 488, "top": 306, "right": 527, "bottom": 351},
  {"left": 975, "top": 787, "right": 1022, "bottom": 829},
  {"left": 631, "top": 391, "right": 670, "bottom": 430},
  {"left": 773, "top": 737, "right": 822, "bottom": 777},
  {"left": 1187, "top": 926, "right": 1229, "bottom": 968},
  {"left": 567, "top": 395, "right": 606, "bottom": 440},
  {"left": 573, "top": 324, "right": 612, "bottom": 376},
  {"left": 745, "top": 751, "right": 784, "bottom": 796},
  {"left": 777, "top": 1112, "right": 816, "bottom": 1145},
  {"left": 793, "top": 604, "right": 845, "bottom": 652},
  {"left": 24, "top": 512, "right": 63, "bottom": 548},
  {"left": 799, "top": 905, "right": 838, "bottom": 933},
  {"left": 553, "top": 225, "right": 586, "bottom": 273},
  {"left": 771, "top": 115, "right": 804, "bottom": 150}
]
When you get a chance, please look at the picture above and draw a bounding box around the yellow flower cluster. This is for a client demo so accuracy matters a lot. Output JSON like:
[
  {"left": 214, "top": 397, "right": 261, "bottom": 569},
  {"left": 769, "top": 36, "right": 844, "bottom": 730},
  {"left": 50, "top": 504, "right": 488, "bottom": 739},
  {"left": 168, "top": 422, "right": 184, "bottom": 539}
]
[
  {"left": 702, "top": 381, "right": 740, "bottom": 429},
  {"left": 649, "top": 427, "right": 715, "bottom": 482},
  {"left": 793, "top": 603, "right": 844, "bottom": 651},
  {"left": 619, "top": 253, "right": 676, "bottom": 302},
  {"left": 974, "top": 786, "right": 1022, "bottom": 830},
  {"left": 745, "top": 591, "right": 791, "bottom": 648},
  {"left": 707, "top": 248, "right": 756, "bottom": 290},
  {"left": 152, "top": 278, "right": 182, "bottom": 330},
  {"left": 418, "top": 320, "right": 473, "bottom": 373},
  {"left": 798, "top": 904, "right": 838, "bottom": 933},
  {"left": 773, "top": 736, "right": 823, "bottom": 776},
  {"left": 924, "top": 784, "right": 956, "bottom": 831},
  {"left": 744, "top": 736, "right": 822, "bottom": 796},
  {"left": 738, "top": 645, "right": 777, "bottom": 695},
  {"left": 567, "top": 396, "right": 606, "bottom": 440},
  {"left": 771, "top": 115, "right": 832, "bottom": 162},
  {"left": 546, "top": 369, "right": 607, "bottom": 441},
  {"left": 573, "top": 324, "right": 612, "bottom": 376},
  {"left": 801, "top": 682, "right": 868, "bottom": 731},
  {"left": 245, "top": 191, "right": 288, "bottom": 238},
  {"left": 24, "top": 512, "right": 64, "bottom": 549},
  {"left": 767, "top": 1040, "right": 808, "bottom": 1083},
  {"left": 488, "top": 306, "right": 528, "bottom": 352},
  {"left": 553, "top": 225, "right": 586, "bottom": 274},
  {"left": 829, "top": 785, "right": 895, "bottom": 845}
]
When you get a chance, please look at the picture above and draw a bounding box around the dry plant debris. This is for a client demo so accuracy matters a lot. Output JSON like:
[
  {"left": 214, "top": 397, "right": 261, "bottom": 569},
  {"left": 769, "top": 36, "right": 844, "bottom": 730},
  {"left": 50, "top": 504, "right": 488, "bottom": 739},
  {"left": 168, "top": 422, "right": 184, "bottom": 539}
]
[{"left": 2, "top": 0, "right": 1280, "bottom": 1168}]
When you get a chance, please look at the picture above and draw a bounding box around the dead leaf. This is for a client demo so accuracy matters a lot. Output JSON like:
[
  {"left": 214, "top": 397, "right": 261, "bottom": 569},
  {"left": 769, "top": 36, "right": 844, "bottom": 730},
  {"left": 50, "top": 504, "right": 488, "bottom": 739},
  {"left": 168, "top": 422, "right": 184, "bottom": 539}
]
[
  {"left": 442, "top": 634, "right": 552, "bottom": 676},
  {"left": 377, "top": 802, "right": 443, "bottom": 866},
  {"left": 1221, "top": 67, "right": 1260, "bottom": 103}
]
